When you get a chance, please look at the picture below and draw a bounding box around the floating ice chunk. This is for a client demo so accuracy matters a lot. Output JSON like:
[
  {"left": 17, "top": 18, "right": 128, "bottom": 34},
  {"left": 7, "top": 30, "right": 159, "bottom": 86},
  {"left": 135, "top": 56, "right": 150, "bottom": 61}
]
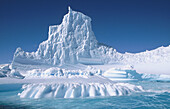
[
  {"left": 103, "top": 68, "right": 142, "bottom": 81},
  {"left": 18, "top": 83, "right": 143, "bottom": 99},
  {"left": 103, "top": 67, "right": 170, "bottom": 81},
  {"left": 141, "top": 73, "right": 170, "bottom": 81}
]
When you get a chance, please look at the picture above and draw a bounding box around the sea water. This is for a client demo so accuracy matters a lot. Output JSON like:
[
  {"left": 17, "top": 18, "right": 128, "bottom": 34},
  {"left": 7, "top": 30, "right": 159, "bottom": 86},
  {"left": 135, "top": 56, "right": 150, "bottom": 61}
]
[{"left": 0, "top": 82, "right": 169, "bottom": 109}]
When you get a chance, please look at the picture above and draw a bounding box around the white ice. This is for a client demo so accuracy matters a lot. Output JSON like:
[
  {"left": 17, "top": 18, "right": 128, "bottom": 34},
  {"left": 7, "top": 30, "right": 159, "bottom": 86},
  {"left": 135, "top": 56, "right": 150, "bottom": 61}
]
[{"left": 18, "top": 83, "right": 143, "bottom": 99}]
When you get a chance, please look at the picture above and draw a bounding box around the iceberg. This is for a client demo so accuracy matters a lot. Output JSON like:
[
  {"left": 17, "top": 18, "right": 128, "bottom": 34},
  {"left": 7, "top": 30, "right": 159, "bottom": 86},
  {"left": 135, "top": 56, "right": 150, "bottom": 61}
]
[
  {"left": 11, "top": 7, "right": 170, "bottom": 68},
  {"left": 103, "top": 67, "right": 170, "bottom": 81},
  {"left": 0, "top": 7, "right": 168, "bottom": 81},
  {"left": 12, "top": 6, "right": 98, "bottom": 67},
  {"left": 0, "top": 7, "right": 169, "bottom": 100},
  {"left": 18, "top": 83, "right": 143, "bottom": 99},
  {"left": 103, "top": 68, "right": 142, "bottom": 81}
]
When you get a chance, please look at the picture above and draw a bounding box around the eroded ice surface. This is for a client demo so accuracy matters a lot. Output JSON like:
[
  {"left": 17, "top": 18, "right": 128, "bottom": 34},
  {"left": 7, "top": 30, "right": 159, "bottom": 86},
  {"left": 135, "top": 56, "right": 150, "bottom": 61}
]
[{"left": 18, "top": 83, "right": 143, "bottom": 99}]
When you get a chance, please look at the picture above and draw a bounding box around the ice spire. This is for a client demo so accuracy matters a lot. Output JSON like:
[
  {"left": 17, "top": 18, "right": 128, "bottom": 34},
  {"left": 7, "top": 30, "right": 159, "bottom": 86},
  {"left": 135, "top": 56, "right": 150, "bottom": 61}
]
[
  {"left": 12, "top": 6, "right": 98, "bottom": 66},
  {"left": 68, "top": 6, "right": 72, "bottom": 13}
]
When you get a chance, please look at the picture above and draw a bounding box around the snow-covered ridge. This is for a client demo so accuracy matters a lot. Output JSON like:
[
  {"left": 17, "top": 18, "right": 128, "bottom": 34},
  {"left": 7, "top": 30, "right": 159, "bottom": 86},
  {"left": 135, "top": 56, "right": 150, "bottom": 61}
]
[
  {"left": 18, "top": 83, "right": 143, "bottom": 99},
  {"left": 12, "top": 7, "right": 170, "bottom": 67}
]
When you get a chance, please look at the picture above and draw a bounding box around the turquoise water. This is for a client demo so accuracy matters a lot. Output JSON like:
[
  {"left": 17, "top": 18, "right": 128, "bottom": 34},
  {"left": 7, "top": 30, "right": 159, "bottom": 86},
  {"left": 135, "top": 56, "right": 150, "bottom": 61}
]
[{"left": 0, "top": 82, "right": 170, "bottom": 109}]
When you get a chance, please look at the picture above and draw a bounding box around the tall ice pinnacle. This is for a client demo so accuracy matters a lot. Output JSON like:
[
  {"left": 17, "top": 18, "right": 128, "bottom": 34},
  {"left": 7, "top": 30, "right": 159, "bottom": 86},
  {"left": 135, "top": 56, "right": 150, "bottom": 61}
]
[{"left": 12, "top": 7, "right": 98, "bottom": 66}]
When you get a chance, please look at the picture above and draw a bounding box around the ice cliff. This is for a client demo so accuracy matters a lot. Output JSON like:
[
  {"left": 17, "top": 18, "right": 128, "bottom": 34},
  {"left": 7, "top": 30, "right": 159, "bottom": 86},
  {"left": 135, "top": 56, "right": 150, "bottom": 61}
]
[{"left": 12, "top": 7, "right": 170, "bottom": 67}]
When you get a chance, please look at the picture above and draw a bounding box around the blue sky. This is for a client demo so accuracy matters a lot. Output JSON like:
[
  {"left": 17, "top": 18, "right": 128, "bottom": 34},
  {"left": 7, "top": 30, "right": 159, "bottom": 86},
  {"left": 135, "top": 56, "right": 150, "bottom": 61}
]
[{"left": 0, "top": 0, "right": 170, "bottom": 64}]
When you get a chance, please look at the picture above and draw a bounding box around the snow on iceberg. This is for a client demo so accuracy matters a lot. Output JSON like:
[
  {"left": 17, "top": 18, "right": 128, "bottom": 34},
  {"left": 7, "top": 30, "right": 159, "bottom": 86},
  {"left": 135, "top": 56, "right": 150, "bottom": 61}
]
[
  {"left": 23, "top": 65, "right": 102, "bottom": 78},
  {"left": 18, "top": 83, "right": 143, "bottom": 99},
  {"left": 25, "top": 67, "right": 96, "bottom": 78}
]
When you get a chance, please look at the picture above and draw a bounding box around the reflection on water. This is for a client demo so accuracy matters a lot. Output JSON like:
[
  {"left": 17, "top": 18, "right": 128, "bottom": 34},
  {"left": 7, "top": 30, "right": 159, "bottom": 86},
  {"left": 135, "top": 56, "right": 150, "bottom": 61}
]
[{"left": 0, "top": 82, "right": 169, "bottom": 109}]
